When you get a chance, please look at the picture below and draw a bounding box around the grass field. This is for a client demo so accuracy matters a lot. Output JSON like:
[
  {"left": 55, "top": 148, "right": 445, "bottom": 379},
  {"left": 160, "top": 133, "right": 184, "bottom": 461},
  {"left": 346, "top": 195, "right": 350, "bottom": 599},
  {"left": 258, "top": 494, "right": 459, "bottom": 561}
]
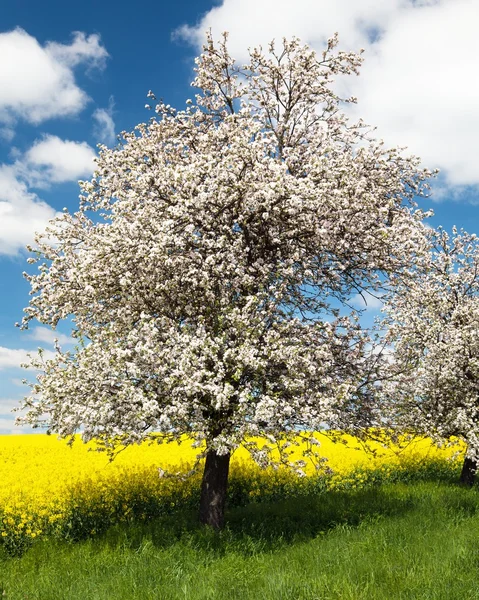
[
  {"left": 2, "top": 480, "right": 479, "bottom": 599},
  {"left": 0, "top": 434, "right": 473, "bottom": 598}
]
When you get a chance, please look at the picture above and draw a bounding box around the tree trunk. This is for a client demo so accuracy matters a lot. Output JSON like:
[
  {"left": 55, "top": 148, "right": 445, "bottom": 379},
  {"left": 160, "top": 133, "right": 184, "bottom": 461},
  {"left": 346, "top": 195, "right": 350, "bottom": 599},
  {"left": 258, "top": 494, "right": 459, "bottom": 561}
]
[
  {"left": 460, "top": 456, "right": 477, "bottom": 487},
  {"left": 199, "top": 449, "right": 231, "bottom": 529}
]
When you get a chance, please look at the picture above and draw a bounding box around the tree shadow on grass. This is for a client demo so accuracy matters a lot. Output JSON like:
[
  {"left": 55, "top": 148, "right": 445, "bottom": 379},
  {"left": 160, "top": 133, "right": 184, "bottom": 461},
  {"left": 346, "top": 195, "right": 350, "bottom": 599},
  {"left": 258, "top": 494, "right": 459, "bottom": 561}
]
[{"left": 100, "top": 484, "right": 420, "bottom": 556}]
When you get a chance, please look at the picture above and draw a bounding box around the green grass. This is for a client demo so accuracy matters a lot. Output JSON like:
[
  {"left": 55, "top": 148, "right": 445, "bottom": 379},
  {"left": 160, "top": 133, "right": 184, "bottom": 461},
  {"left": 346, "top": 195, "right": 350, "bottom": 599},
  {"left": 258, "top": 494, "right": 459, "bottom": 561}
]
[{"left": 2, "top": 479, "right": 479, "bottom": 599}]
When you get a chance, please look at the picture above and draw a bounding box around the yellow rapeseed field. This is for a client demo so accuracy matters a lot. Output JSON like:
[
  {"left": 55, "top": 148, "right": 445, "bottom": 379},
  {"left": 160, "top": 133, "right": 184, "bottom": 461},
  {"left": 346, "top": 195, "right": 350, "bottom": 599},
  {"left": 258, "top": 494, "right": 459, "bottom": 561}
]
[{"left": 0, "top": 432, "right": 463, "bottom": 553}]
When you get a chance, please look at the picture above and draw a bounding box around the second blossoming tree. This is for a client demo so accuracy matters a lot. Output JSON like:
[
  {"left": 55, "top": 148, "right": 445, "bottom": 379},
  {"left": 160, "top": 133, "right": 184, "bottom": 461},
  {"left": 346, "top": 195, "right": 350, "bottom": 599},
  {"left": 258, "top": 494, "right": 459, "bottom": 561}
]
[
  {"left": 380, "top": 228, "right": 479, "bottom": 486},
  {"left": 20, "top": 33, "right": 432, "bottom": 528}
]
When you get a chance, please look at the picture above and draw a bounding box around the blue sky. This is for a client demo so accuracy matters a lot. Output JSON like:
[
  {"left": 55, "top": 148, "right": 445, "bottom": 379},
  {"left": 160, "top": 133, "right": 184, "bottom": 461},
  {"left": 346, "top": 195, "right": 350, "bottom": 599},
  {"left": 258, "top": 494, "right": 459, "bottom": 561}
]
[{"left": 0, "top": 0, "right": 478, "bottom": 433}]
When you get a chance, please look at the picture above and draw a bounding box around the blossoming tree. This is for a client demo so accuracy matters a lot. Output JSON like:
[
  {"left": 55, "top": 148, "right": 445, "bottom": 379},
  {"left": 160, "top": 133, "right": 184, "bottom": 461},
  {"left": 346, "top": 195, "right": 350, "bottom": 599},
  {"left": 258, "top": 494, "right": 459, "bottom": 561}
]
[
  {"left": 20, "top": 33, "right": 432, "bottom": 528},
  {"left": 380, "top": 228, "right": 479, "bottom": 486}
]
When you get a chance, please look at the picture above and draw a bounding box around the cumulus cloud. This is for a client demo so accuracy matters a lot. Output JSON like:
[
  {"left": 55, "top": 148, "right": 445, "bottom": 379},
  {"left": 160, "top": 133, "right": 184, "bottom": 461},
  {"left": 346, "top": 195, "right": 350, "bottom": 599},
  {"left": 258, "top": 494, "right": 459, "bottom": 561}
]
[
  {"left": 0, "top": 347, "right": 32, "bottom": 370},
  {"left": 0, "top": 397, "right": 23, "bottom": 414},
  {"left": 92, "top": 97, "right": 116, "bottom": 146},
  {"left": 23, "top": 135, "right": 96, "bottom": 185},
  {"left": 349, "top": 0, "right": 479, "bottom": 188},
  {"left": 0, "top": 399, "right": 38, "bottom": 433},
  {"left": 0, "top": 135, "right": 97, "bottom": 255},
  {"left": 0, "top": 165, "right": 58, "bottom": 255},
  {"left": 0, "top": 419, "right": 25, "bottom": 434},
  {"left": 176, "top": 0, "right": 479, "bottom": 189},
  {"left": 175, "top": 0, "right": 406, "bottom": 55},
  {"left": 46, "top": 31, "right": 109, "bottom": 69},
  {"left": 0, "top": 126, "right": 15, "bottom": 142},
  {"left": 0, "top": 421, "right": 35, "bottom": 434},
  {"left": 0, "top": 28, "right": 108, "bottom": 125},
  {"left": 27, "top": 327, "right": 73, "bottom": 347},
  {"left": 0, "top": 346, "right": 55, "bottom": 370},
  {"left": 352, "top": 291, "right": 384, "bottom": 311}
]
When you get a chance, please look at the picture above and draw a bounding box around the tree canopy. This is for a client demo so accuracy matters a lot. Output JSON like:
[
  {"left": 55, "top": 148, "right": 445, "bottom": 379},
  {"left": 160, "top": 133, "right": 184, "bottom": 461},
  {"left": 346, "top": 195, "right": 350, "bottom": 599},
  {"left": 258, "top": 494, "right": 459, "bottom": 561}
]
[
  {"left": 20, "top": 33, "right": 433, "bottom": 527},
  {"left": 379, "top": 228, "right": 479, "bottom": 483}
]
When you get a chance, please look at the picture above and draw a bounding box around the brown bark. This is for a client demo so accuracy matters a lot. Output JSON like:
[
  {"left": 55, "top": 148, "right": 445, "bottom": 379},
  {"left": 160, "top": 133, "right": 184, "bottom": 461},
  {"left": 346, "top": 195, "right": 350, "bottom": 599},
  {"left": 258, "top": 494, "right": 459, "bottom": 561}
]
[
  {"left": 199, "top": 449, "right": 231, "bottom": 529},
  {"left": 460, "top": 456, "right": 477, "bottom": 487}
]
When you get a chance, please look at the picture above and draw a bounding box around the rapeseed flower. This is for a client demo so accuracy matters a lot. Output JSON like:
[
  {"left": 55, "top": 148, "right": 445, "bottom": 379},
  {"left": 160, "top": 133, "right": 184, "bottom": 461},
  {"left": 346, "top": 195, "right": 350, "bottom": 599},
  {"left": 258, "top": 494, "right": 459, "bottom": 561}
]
[{"left": 0, "top": 432, "right": 463, "bottom": 554}]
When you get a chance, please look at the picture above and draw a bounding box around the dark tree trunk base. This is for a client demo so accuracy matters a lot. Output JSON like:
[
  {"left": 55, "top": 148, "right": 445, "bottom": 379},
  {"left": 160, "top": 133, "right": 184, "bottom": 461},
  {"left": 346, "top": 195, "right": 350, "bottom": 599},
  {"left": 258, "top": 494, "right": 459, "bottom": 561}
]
[
  {"left": 460, "top": 456, "right": 477, "bottom": 487},
  {"left": 199, "top": 449, "right": 230, "bottom": 530}
]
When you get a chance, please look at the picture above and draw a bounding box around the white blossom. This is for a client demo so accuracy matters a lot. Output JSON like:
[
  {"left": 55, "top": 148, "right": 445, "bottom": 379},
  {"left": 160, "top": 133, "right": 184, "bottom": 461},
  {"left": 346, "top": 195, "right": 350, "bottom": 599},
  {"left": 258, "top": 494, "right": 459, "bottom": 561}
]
[
  {"left": 19, "top": 33, "right": 432, "bottom": 467},
  {"left": 380, "top": 228, "right": 479, "bottom": 463}
]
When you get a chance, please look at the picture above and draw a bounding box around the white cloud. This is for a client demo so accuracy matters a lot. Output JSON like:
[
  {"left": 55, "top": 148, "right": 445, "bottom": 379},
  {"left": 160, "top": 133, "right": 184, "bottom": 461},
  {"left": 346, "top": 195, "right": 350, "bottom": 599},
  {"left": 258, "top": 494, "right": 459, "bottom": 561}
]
[
  {"left": 28, "top": 326, "right": 73, "bottom": 347},
  {"left": 0, "top": 28, "right": 108, "bottom": 125},
  {"left": 176, "top": 0, "right": 479, "bottom": 189},
  {"left": 0, "top": 346, "right": 55, "bottom": 370},
  {"left": 23, "top": 135, "right": 96, "bottom": 185},
  {"left": 0, "top": 347, "right": 32, "bottom": 370},
  {"left": 350, "top": 0, "right": 479, "bottom": 188},
  {"left": 0, "top": 408, "right": 38, "bottom": 434},
  {"left": 0, "top": 397, "right": 50, "bottom": 434},
  {"left": 175, "top": 0, "right": 406, "bottom": 55},
  {"left": 0, "top": 134, "right": 97, "bottom": 255},
  {"left": 46, "top": 31, "right": 108, "bottom": 70},
  {"left": 365, "top": 341, "right": 394, "bottom": 364},
  {"left": 0, "top": 397, "right": 23, "bottom": 413},
  {"left": 0, "top": 419, "right": 30, "bottom": 435},
  {"left": 352, "top": 291, "right": 384, "bottom": 311},
  {"left": 92, "top": 97, "right": 116, "bottom": 146},
  {"left": 0, "top": 165, "right": 58, "bottom": 255},
  {"left": 0, "top": 126, "right": 15, "bottom": 142}
]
